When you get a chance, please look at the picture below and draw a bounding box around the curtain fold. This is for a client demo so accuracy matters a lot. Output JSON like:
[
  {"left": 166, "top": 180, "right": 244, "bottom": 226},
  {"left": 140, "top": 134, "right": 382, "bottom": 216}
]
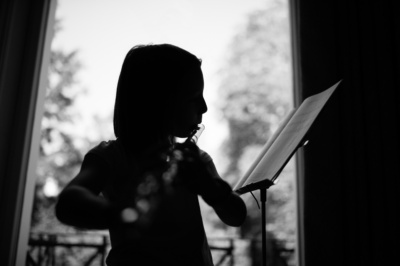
[
  {"left": 0, "top": 0, "right": 52, "bottom": 265},
  {"left": 294, "top": 0, "right": 400, "bottom": 265}
]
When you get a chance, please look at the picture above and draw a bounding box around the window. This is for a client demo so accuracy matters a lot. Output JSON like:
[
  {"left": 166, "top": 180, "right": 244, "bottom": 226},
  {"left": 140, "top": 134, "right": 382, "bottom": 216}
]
[{"left": 20, "top": 1, "right": 300, "bottom": 265}]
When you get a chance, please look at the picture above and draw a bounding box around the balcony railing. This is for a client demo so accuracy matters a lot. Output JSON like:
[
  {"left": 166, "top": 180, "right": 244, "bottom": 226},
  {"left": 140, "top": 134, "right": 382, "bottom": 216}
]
[{"left": 27, "top": 232, "right": 294, "bottom": 266}]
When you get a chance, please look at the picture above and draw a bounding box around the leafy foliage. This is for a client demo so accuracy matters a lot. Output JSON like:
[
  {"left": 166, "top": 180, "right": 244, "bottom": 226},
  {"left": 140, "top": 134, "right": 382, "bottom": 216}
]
[
  {"left": 216, "top": 0, "right": 295, "bottom": 250},
  {"left": 31, "top": 28, "right": 86, "bottom": 233}
]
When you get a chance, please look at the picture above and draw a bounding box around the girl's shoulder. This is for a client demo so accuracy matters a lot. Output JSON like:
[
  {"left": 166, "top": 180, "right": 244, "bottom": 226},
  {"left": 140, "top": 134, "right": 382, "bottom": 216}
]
[
  {"left": 88, "top": 139, "right": 117, "bottom": 156},
  {"left": 199, "top": 149, "right": 213, "bottom": 163},
  {"left": 86, "top": 139, "right": 137, "bottom": 200},
  {"left": 86, "top": 139, "right": 127, "bottom": 167},
  {"left": 90, "top": 139, "right": 117, "bottom": 151}
]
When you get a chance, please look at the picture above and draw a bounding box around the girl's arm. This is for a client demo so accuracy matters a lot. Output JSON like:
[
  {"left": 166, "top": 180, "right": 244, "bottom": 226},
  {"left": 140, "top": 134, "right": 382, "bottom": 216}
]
[
  {"left": 211, "top": 192, "right": 247, "bottom": 227},
  {"left": 174, "top": 143, "right": 247, "bottom": 226},
  {"left": 200, "top": 160, "right": 247, "bottom": 227},
  {"left": 55, "top": 154, "right": 116, "bottom": 229}
]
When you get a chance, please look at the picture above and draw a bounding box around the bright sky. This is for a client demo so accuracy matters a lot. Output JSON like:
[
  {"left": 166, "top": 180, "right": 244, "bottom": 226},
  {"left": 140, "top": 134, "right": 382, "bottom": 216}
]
[{"left": 53, "top": 0, "right": 270, "bottom": 167}]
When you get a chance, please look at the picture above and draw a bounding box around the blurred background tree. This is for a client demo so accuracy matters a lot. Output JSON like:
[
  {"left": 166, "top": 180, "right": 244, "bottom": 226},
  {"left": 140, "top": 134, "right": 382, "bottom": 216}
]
[
  {"left": 30, "top": 20, "right": 88, "bottom": 233},
  {"left": 215, "top": 0, "right": 296, "bottom": 263}
]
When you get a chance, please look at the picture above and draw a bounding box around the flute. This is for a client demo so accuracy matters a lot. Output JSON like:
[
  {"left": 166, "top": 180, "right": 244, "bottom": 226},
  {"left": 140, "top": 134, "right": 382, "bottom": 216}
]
[{"left": 185, "top": 124, "right": 205, "bottom": 144}]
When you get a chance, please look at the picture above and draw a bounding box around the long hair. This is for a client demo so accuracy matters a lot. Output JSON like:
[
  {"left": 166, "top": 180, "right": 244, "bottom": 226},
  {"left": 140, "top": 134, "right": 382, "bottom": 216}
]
[{"left": 113, "top": 44, "right": 202, "bottom": 153}]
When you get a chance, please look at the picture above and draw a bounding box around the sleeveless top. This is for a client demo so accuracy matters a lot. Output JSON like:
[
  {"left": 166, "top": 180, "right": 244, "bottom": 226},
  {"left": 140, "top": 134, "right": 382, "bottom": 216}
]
[{"left": 87, "top": 138, "right": 215, "bottom": 266}]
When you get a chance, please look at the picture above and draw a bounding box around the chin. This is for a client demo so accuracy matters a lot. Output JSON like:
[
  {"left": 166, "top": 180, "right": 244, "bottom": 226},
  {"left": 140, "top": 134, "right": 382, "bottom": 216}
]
[{"left": 174, "top": 126, "right": 196, "bottom": 138}]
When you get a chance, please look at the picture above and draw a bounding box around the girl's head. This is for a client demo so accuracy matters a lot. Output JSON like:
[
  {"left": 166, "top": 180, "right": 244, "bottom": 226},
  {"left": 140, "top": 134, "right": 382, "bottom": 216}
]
[{"left": 113, "top": 44, "right": 207, "bottom": 152}]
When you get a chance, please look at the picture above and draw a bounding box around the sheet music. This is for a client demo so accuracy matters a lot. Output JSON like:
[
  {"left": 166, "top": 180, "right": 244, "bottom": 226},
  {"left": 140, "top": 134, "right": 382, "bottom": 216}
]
[
  {"left": 237, "top": 81, "right": 341, "bottom": 191},
  {"left": 233, "top": 109, "right": 296, "bottom": 191}
]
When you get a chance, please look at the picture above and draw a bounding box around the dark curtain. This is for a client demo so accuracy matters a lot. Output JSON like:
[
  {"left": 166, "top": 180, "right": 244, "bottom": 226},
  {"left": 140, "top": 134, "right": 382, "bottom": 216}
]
[
  {"left": 293, "top": 0, "right": 400, "bottom": 265},
  {"left": 0, "top": 0, "right": 52, "bottom": 265}
]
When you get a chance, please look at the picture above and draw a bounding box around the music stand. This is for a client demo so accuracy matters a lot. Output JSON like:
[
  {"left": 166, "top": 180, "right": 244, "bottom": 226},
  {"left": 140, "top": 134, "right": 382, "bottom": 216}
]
[{"left": 233, "top": 80, "right": 341, "bottom": 266}]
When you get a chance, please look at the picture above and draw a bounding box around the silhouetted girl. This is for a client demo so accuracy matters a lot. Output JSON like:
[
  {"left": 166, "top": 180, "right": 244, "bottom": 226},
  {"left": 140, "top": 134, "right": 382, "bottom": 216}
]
[{"left": 56, "top": 44, "right": 247, "bottom": 266}]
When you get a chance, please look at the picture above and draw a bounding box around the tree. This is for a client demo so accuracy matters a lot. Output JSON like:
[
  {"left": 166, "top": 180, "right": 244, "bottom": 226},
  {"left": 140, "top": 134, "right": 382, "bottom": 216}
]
[
  {"left": 217, "top": 0, "right": 296, "bottom": 255},
  {"left": 30, "top": 21, "right": 87, "bottom": 233}
]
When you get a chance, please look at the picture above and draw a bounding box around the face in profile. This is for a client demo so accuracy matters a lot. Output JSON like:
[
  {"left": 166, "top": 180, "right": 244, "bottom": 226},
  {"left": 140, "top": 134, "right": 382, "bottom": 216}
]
[{"left": 172, "top": 67, "right": 208, "bottom": 138}]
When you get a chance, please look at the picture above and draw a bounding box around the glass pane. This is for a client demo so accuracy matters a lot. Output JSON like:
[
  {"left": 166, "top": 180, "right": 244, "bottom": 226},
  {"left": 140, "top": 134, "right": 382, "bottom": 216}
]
[{"left": 30, "top": 0, "right": 296, "bottom": 265}]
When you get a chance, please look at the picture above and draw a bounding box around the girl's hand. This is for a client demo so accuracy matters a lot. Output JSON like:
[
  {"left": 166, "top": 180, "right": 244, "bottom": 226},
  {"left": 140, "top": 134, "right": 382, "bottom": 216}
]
[
  {"left": 172, "top": 142, "right": 209, "bottom": 192},
  {"left": 172, "top": 142, "right": 232, "bottom": 205}
]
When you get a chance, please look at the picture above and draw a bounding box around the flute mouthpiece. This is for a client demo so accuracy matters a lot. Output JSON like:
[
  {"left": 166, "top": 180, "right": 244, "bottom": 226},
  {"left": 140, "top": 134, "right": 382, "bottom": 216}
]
[{"left": 186, "top": 124, "right": 205, "bottom": 144}]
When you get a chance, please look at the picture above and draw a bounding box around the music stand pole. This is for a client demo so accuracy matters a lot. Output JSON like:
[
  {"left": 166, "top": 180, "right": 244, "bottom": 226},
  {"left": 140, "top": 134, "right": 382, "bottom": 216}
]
[{"left": 260, "top": 188, "right": 268, "bottom": 266}]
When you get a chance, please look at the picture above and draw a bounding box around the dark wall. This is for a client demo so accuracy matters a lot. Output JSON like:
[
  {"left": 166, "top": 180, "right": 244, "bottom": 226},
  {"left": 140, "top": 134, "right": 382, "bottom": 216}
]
[{"left": 296, "top": 0, "right": 400, "bottom": 265}]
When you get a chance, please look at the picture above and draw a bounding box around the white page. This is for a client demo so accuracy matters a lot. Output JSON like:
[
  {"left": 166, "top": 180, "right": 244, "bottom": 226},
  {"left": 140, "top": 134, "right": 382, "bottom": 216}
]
[
  {"left": 233, "top": 109, "right": 296, "bottom": 191},
  {"left": 239, "top": 81, "right": 341, "bottom": 189}
]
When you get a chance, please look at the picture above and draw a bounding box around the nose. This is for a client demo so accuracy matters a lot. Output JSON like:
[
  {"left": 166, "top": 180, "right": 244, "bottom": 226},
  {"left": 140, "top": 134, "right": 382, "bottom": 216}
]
[{"left": 200, "top": 97, "right": 208, "bottom": 114}]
